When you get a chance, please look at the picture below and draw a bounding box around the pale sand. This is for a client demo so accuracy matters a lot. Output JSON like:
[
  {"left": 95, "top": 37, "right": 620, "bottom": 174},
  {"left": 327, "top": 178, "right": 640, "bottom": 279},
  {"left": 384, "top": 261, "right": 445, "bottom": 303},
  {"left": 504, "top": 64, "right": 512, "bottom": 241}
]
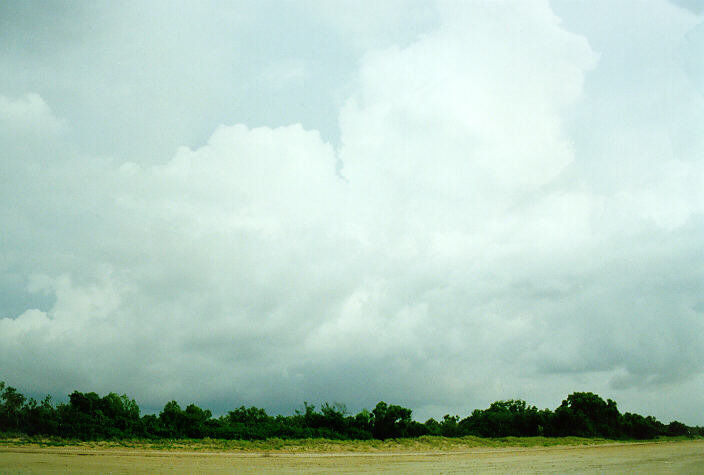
[{"left": 2, "top": 440, "right": 703, "bottom": 473}]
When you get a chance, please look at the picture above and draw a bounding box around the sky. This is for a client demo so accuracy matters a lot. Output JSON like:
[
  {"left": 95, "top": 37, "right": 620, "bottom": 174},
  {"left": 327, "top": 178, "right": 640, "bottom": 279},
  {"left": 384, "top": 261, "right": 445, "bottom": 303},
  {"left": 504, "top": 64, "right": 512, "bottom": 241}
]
[{"left": 1, "top": 0, "right": 703, "bottom": 424}]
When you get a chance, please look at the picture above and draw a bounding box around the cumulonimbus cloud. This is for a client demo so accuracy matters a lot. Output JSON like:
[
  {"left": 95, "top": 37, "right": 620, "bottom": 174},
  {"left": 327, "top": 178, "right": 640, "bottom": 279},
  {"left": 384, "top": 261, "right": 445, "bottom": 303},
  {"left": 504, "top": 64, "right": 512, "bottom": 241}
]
[{"left": 1, "top": 0, "right": 703, "bottom": 423}]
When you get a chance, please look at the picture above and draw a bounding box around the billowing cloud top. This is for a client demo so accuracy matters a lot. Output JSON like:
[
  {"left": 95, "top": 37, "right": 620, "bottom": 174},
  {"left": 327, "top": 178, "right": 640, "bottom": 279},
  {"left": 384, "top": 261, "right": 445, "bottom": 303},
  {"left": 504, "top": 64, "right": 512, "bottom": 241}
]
[{"left": 1, "top": 0, "right": 703, "bottom": 423}]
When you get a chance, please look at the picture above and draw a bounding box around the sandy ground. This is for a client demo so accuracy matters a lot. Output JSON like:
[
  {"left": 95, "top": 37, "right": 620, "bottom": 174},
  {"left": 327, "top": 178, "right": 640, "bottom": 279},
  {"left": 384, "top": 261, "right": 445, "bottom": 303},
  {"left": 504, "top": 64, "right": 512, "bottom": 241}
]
[{"left": 1, "top": 440, "right": 703, "bottom": 473}]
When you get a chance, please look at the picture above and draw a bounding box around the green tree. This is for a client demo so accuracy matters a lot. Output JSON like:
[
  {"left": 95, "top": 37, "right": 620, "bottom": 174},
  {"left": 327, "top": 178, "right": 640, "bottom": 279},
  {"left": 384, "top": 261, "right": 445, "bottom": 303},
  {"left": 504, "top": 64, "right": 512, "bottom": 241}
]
[
  {"left": 440, "top": 414, "right": 461, "bottom": 437},
  {"left": 371, "top": 401, "right": 412, "bottom": 439},
  {"left": 666, "top": 420, "right": 690, "bottom": 437},
  {"left": 159, "top": 400, "right": 186, "bottom": 437},
  {"left": 0, "top": 383, "right": 26, "bottom": 430}
]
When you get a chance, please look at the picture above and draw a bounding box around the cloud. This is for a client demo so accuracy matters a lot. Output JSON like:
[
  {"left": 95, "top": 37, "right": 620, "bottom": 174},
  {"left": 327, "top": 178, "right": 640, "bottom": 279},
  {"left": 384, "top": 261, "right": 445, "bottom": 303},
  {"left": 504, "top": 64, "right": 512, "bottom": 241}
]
[
  {"left": 305, "top": 0, "right": 439, "bottom": 52},
  {"left": 260, "top": 59, "right": 310, "bottom": 89},
  {"left": 1, "top": 0, "right": 703, "bottom": 425},
  {"left": 0, "top": 93, "right": 66, "bottom": 150},
  {"left": 0, "top": 122, "right": 346, "bottom": 410},
  {"left": 670, "top": 0, "right": 704, "bottom": 14}
]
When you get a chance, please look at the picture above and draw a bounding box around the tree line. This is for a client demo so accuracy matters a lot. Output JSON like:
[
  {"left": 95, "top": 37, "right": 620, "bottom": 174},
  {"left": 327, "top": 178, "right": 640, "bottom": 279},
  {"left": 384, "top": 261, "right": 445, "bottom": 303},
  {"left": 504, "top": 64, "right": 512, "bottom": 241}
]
[{"left": 0, "top": 382, "right": 700, "bottom": 441}]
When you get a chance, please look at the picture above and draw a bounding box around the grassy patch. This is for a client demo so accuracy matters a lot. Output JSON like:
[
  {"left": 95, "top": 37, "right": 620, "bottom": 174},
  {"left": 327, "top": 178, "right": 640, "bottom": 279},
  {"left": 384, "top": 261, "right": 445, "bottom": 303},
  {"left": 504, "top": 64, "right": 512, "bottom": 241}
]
[{"left": 0, "top": 433, "right": 698, "bottom": 453}]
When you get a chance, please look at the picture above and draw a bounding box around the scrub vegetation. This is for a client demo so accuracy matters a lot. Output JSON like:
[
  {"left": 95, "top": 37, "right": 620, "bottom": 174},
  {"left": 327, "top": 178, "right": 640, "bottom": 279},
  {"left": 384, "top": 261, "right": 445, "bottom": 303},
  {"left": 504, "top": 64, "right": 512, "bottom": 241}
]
[{"left": 1, "top": 382, "right": 701, "bottom": 443}]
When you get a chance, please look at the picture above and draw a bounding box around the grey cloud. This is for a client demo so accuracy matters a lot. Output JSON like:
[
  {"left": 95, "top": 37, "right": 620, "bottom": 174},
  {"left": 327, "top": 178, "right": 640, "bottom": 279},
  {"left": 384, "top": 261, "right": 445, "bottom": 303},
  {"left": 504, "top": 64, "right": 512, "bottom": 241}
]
[{"left": 669, "top": 0, "right": 704, "bottom": 14}]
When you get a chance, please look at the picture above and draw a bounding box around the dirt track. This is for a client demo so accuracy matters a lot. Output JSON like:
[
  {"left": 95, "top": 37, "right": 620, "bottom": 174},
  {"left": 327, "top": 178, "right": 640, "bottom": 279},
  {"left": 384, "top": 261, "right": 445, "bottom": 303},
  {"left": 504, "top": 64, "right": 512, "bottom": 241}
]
[{"left": 2, "top": 440, "right": 703, "bottom": 473}]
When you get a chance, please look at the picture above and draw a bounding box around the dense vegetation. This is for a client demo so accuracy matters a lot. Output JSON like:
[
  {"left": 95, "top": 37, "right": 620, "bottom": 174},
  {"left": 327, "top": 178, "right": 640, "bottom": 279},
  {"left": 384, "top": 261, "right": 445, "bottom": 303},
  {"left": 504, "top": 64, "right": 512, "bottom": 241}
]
[{"left": 1, "top": 381, "right": 701, "bottom": 441}]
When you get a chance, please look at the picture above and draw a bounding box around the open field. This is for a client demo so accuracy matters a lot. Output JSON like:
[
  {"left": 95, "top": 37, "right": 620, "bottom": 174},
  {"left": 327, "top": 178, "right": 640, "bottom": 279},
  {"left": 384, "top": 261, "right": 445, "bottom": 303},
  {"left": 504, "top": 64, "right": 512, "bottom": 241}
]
[{"left": 1, "top": 438, "right": 703, "bottom": 473}]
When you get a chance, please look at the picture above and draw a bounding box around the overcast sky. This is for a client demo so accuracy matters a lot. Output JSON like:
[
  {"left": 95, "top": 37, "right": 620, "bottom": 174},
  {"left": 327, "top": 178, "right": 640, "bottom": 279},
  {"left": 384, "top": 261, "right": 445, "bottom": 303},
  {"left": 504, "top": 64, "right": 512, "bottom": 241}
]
[{"left": 1, "top": 0, "right": 703, "bottom": 424}]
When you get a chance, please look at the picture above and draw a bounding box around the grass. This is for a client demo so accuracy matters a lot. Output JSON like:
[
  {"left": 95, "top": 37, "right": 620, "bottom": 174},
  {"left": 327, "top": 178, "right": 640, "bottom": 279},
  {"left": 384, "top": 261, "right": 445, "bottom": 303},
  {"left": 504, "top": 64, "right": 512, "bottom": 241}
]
[{"left": 1, "top": 434, "right": 697, "bottom": 453}]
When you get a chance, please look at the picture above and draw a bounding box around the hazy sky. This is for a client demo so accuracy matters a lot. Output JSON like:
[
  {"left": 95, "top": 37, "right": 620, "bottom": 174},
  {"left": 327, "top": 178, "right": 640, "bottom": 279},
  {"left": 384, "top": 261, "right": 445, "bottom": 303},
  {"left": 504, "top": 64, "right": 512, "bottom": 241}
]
[{"left": 1, "top": 0, "right": 703, "bottom": 424}]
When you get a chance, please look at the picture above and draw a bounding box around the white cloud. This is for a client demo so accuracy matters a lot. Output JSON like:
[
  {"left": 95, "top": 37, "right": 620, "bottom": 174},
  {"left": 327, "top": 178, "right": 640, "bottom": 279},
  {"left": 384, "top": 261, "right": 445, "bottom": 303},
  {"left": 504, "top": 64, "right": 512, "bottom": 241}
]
[
  {"left": 341, "top": 0, "right": 596, "bottom": 201},
  {"left": 1, "top": 0, "right": 703, "bottom": 424},
  {"left": 260, "top": 59, "right": 310, "bottom": 89}
]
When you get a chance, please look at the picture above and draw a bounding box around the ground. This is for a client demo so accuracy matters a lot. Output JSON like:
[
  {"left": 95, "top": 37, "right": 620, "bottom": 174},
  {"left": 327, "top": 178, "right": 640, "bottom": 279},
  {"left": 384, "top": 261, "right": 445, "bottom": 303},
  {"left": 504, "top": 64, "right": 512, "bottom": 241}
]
[{"left": 1, "top": 439, "right": 703, "bottom": 473}]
